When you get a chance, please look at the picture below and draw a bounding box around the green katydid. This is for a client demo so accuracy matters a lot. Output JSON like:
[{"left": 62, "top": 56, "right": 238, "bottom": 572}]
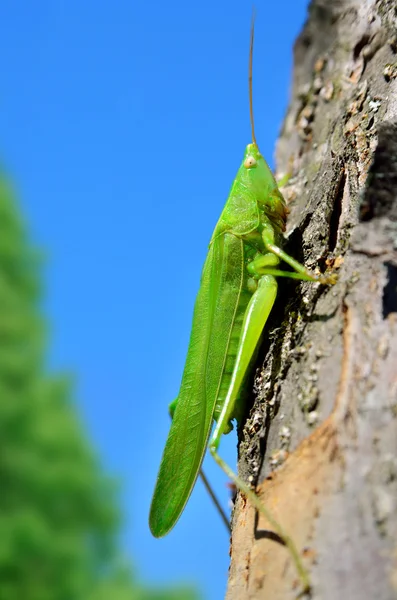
[{"left": 149, "top": 18, "right": 335, "bottom": 593}]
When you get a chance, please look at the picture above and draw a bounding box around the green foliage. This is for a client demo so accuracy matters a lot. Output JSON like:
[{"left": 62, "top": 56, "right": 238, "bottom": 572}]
[{"left": 0, "top": 177, "right": 199, "bottom": 600}]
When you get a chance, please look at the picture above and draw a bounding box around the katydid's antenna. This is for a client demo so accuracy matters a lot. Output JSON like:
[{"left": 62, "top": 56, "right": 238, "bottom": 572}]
[{"left": 249, "top": 11, "right": 257, "bottom": 146}]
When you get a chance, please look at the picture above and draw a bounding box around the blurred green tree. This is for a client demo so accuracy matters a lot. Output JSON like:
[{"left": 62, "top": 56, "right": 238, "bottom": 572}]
[{"left": 0, "top": 177, "right": 198, "bottom": 600}]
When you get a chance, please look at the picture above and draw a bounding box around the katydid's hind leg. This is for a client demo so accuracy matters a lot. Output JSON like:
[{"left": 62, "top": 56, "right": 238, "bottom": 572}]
[
  {"left": 168, "top": 397, "right": 230, "bottom": 532},
  {"left": 209, "top": 445, "right": 311, "bottom": 592},
  {"left": 208, "top": 262, "right": 312, "bottom": 591},
  {"left": 206, "top": 273, "right": 312, "bottom": 590}
]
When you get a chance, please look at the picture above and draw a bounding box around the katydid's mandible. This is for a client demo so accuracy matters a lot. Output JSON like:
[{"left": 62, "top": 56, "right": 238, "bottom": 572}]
[{"left": 149, "top": 17, "right": 335, "bottom": 594}]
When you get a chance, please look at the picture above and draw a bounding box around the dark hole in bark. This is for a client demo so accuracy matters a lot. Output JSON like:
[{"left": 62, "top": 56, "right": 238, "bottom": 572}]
[
  {"left": 360, "top": 122, "right": 397, "bottom": 221},
  {"left": 383, "top": 262, "right": 397, "bottom": 318},
  {"left": 328, "top": 168, "right": 345, "bottom": 252},
  {"left": 353, "top": 33, "right": 371, "bottom": 60},
  {"left": 389, "top": 36, "right": 397, "bottom": 54},
  {"left": 367, "top": 115, "right": 375, "bottom": 130}
]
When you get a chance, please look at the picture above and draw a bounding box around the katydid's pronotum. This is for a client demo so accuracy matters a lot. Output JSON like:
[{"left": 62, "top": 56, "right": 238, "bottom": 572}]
[{"left": 149, "top": 18, "right": 335, "bottom": 593}]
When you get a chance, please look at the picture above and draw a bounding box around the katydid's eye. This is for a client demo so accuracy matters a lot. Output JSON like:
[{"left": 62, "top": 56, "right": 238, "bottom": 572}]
[{"left": 244, "top": 156, "right": 257, "bottom": 168}]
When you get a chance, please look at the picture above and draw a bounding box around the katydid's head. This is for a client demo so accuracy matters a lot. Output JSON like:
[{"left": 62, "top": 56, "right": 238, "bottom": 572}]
[
  {"left": 242, "top": 142, "right": 276, "bottom": 188},
  {"left": 243, "top": 143, "right": 261, "bottom": 168},
  {"left": 242, "top": 143, "right": 275, "bottom": 184},
  {"left": 241, "top": 142, "right": 288, "bottom": 232}
]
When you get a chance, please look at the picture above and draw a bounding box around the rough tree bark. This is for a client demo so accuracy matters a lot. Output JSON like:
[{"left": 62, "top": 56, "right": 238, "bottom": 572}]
[{"left": 227, "top": 1, "right": 397, "bottom": 598}]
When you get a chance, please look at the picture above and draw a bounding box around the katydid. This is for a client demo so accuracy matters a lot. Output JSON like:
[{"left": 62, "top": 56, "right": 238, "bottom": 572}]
[{"left": 149, "top": 18, "right": 335, "bottom": 593}]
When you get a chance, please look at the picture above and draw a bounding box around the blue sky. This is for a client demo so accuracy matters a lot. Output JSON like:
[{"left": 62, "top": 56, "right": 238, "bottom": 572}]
[{"left": 0, "top": 2, "right": 309, "bottom": 599}]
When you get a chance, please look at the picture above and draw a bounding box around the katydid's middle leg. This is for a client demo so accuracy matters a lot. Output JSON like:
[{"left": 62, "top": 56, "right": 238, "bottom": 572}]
[
  {"left": 247, "top": 244, "right": 317, "bottom": 282},
  {"left": 261, "top": 226, "right": 337, "bottom": 284}
]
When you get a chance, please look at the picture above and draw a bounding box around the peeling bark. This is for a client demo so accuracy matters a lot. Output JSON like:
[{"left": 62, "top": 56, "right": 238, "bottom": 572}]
[{"left": 226, "top": 2, "right": 397, "bottom": 598}]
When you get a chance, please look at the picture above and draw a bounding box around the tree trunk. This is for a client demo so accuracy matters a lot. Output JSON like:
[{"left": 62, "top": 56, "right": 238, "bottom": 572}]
[{"left": 227, "top": 1, "right": 397, "bottom": 598}]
